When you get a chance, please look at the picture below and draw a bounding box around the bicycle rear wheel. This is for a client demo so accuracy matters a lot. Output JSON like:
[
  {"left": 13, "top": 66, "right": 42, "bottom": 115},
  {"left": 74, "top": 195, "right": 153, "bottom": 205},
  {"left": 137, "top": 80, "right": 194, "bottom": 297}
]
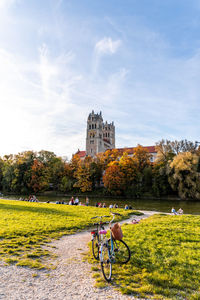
[
  {"left": 92, "top": 234, "right": 99, "bottom": 260},
  {"left": 113, "top": 239, "right": 131, "bottom": 264},
  {"left": 100, "top": 243, "right": 112, "bottom": 282}
]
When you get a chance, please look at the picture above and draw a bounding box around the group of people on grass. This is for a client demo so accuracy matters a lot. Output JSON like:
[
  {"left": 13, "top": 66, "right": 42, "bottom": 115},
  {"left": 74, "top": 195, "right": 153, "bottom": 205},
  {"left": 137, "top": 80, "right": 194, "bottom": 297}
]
[
  {"left": 171, "top": 207, "right": 183, "bottom": 215},
  {"left": 68, "top": 196, "right": 89, "bottom": 206},
  {"left": 19, "top": 195, "right": 38, "bottom": 202},
  {"left": 95, "top": 203, "right": 119, "bottom": 208}
]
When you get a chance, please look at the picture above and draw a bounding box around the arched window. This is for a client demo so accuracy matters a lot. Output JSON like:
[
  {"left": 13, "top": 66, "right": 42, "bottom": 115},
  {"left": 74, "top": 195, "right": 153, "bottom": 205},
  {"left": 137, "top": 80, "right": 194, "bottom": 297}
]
[
  {"left": 89, "top": 125, "right": 91, "bottom": 129},
  {"left": 95, "top": 124, "right": 96, "bottom": 129},
  {"left": 92, "top": 124, "right": 94, "bottom": 129}
]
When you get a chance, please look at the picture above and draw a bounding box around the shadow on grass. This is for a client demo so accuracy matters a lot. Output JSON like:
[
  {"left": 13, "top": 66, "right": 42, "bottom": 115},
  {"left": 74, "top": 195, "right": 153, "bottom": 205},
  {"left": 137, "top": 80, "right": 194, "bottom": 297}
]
[{"left": 0, "top": 202, "right": 75, "bottom": 217}]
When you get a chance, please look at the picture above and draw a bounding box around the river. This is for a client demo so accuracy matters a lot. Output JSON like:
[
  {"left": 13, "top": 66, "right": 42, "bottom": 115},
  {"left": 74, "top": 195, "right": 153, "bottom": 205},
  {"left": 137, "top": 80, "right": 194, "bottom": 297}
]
[{"left": 1, "top": 194, "right": 200, "bottom": 215}]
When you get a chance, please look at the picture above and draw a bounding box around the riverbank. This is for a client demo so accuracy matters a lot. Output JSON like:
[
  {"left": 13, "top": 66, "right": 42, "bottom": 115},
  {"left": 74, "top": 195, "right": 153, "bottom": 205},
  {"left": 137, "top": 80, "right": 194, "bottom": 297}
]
[
  {"left": 2, "top": 190, "right": 182, "bottom": 201},
  {"left": 1, "top": 211, "right": 199, "bottom": 299},
  {"left": 2, "top": 195, "right": 200, "bottom": 215},
  {"left": 0, "top": 211, "right": 148, "bottom": 300}
]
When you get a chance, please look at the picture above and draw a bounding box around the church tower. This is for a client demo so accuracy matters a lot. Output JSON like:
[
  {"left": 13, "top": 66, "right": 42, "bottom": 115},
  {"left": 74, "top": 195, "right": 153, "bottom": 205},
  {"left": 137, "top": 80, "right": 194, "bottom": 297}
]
[{"left": 86, "top": 110, "right": 115, "bottom": 157}]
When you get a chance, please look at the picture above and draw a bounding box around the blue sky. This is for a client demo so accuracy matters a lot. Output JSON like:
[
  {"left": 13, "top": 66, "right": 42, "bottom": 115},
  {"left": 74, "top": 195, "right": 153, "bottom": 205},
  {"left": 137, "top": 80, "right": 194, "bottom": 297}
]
[{"left": 0, "top": 0, "right": 200, "bottom": 159}]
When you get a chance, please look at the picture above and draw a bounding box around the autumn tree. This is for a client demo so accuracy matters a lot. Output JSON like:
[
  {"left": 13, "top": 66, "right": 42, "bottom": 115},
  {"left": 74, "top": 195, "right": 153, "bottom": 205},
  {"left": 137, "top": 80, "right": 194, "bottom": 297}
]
[
  {"left": 152, "top": 161, "right": 173, "bottom": 197},
  {"left": 0, "top": 158, "right": 3, "bottom": 190},
  {"left": 59, "top": 162, "right": 74, "bottom": 192},
  {"left": 168, "top": 152, "right": 200, "bottom": 200},
  {"left": 156, "top": 139, "right": 198, "bottom": 163},
  {"left": 29, "top": 159, "right": 49, "bottom": 193},
  {"left": 97, "top": 149, "right": 120, "bottom": 169},
  {"left": 1, "top": 155, "right": 15, "bottom": 192},
  {"left": 103, "top": 161, "right": 126, "bottom": 195},
  {"left": 132, "top": 145, "right": 152, "bottom": 172},
  {"left": 73, "top": 156, "right": 93, "bottom": 192}
]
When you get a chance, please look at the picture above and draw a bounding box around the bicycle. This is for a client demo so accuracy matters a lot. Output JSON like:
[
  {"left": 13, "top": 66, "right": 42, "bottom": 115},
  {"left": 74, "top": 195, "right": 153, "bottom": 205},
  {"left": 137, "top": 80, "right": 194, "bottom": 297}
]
[
  {"left": 90, "top": 215, "right": 110, "bottom": 260},
  {"left": 99, "top": 212, "right": 131, "bottom": 282}
]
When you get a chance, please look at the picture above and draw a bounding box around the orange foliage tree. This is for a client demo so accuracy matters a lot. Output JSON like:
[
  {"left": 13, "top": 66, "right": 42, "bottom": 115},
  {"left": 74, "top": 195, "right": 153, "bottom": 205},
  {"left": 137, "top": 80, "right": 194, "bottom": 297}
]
[
  {"left": 73, "top": 156, "right": 93, "bottom": 192},
  {"left": 103, "top": 162, "right": 126, "bottom": 195},
  {"left": 29, "top": 159, "right": 49, "bottom": 192}
]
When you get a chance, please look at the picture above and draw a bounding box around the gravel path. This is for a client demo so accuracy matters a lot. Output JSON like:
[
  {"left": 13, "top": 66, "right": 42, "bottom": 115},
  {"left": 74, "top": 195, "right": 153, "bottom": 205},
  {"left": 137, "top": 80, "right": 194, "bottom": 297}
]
[{"left": 0, "top": 211, "right": 158, "bottom": 300}]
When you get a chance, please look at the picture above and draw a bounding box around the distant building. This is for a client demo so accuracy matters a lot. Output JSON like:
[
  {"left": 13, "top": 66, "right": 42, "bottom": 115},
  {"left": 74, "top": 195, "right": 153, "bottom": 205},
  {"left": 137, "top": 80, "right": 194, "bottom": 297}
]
[
  {"left": 75, "top": 110, "right": 157, "bottom": 161},
  {"left": 86, "top": 110, "right": 115, "bottom": 157}
]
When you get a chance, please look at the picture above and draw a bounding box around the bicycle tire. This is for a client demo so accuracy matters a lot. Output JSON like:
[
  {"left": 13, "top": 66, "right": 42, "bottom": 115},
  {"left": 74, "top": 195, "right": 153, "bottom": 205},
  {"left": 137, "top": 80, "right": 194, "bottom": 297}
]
[
  {"left": 112, "top": 239, "right": 131, "bottom": 264},
  {"left": 92, "top": 234, "right": 99, "bottom": 260},
  {"left": 100, "top": 243, "right": 112, "bottom": 282}
]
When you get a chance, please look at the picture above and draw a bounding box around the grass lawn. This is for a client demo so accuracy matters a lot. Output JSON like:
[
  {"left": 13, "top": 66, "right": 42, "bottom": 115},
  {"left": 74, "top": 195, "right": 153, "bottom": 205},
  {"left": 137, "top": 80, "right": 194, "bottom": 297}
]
[
  {"left": 90, "top": 214, "right": 200, "bottom": 300},
  {"left": 0, "top": 199, "right": 138, "bottom": 269}
]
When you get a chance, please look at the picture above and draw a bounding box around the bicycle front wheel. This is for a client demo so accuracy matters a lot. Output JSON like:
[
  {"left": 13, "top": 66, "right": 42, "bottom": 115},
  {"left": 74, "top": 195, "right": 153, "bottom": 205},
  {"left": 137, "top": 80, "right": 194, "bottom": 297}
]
[
  {"left": 92, "top": 234, "right": 99, "bottom": 260},
  {"left": 100, "top": 243, "right": 112, "bottom": 282},
  {"left": 113, "top": 239, "right": 131, "bottom": 264}
]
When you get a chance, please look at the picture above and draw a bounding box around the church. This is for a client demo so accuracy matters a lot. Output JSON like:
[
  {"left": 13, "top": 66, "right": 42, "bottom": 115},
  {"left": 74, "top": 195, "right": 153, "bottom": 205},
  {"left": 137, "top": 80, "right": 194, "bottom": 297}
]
[{"left": 76, "top": 110, "right": 157, "bottom": 162}]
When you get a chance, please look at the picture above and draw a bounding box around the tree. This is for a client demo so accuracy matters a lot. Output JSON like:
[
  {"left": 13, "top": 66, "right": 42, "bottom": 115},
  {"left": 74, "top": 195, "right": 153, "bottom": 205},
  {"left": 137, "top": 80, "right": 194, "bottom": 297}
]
[
  {"left": 97, "top": 149, "right": 120, "bottom": 169},
  {"left": 0, "top": 158, "right": 4, "bottom": 191},
  {"left": 156, "top": 139, "right": 198, "bottom": 163},
  {"left": 168, "top": 152, "right": 200, "bottom": 200},
  {"left": 29, "top": 159, "right": 49, "bottom": 193},
  {"left": 73, "top": 157, "right": 93, "bottom": 192},
  {"left": 152, "top": 161, "right": 173, "bottom": 197},
  {"left": 132, "top": 145, "right": 151, "bottom": 172},
  {"left": 103, "top": 161, "right": 126, "bottom": 195}
]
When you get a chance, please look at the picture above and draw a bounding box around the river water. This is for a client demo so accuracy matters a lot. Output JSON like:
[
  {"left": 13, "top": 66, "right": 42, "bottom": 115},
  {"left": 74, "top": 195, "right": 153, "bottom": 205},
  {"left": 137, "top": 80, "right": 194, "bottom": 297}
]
[{"left": 1, "top": 194, "right": 200, "bottom": 215}]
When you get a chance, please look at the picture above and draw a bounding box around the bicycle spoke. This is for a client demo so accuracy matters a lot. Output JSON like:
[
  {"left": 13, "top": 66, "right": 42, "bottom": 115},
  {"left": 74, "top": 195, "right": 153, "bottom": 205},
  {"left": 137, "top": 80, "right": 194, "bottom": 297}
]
[
  {"left": 92, "top": 234, "right": 99, "bottom": 260},
  {"left": 100, "top": 243, "right": 112, "bottom": 282},
  {"left": 113, "top": 240, "right": 131, "bottom": 264}
]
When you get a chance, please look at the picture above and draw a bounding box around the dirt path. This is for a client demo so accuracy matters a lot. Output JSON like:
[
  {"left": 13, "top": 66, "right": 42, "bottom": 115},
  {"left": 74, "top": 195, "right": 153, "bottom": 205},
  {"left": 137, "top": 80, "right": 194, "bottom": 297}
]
[{"left": 0, "top": 211, "right": 156, "bottom": 300}]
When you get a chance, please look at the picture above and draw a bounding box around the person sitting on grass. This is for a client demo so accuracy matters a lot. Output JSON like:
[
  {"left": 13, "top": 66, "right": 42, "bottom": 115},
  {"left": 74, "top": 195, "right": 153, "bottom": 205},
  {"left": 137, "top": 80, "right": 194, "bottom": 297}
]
[
  {"left": 74, "top": 197, "right": 79, "bottom": 205},
  {"left": 69, "top": 197, "right": 74, "bottom": 205},
  {"left": 177, "top": 208, "right": 183, "bottom": 215},
  {"left": 132, "top": 219, "right": 140, "bottom": 224},
  {"left": 86, "top": 196, "right": 89, "bottom": 206},
  {"left": 125, "top": 205, "right": 129, "bottom": 210},
  {"left": 171, "top": 207, "right": 177, "bottom": 215}
]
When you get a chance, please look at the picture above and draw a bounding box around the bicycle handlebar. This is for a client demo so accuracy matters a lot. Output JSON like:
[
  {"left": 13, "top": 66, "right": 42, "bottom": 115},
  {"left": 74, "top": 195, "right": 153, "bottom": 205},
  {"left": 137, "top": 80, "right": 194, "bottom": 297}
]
[
  {"left": 91, "top": 215, "right": 110, "bottom": 220},
  {"left": 91, "top": 212, "right": 122, "bottom": 226},
  {"left": 111, "top": 212, "right": 121, "bottom": 216},
  {"left": 93, "top": 221, "right": 109, "bottom": 226}
]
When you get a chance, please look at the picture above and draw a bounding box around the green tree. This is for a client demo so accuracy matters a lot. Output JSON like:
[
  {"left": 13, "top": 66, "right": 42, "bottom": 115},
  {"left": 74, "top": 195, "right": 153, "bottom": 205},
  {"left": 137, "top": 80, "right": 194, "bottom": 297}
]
[
  {"left": 168, "top": 152, "right": 200, "bottom": 200},
  {"left": 73, "top": 157, "right": 93, "bottom": 192}
]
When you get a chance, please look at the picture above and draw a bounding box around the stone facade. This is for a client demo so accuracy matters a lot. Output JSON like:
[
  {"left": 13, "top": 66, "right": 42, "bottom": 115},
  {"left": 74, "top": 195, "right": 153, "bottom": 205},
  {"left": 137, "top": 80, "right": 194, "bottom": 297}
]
[{"left": 86, "top": 110, "right": 115, "bottom": 157}]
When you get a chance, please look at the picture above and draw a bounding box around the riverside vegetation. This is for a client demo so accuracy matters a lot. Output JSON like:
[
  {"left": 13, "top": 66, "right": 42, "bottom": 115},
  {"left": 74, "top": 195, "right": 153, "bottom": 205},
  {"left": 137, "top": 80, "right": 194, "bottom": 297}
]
[
  {"left": 0, "top": 199, "right": 134, "bottom": 269},
  {"left": 89, "top": 214, "right": 200, "bottom": 300},
  {"left": 1, "top": 199, "right": 200, "bottom": 299},
  {"left": 0, "top": 139, "right": 200, "bottom": 200}
]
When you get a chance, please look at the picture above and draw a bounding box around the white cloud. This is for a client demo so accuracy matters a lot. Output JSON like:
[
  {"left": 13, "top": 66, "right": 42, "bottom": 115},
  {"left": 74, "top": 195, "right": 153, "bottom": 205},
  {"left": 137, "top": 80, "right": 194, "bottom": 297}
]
[
  {"left": 93, "top": 37, "right": 121, "bottom": 74},
  {"left": 95, "top": 37, "right": 121, "bottom": 55},
  {"left": 0, "top": 46, "right": 86, "bottom": 158},
  {"left": 0, "top": 0, "right": 16, "bottom": 9}
]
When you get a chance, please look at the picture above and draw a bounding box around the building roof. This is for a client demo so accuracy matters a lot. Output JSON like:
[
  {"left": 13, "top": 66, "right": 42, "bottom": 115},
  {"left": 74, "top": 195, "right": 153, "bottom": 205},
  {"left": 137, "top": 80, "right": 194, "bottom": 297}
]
[
  {"left": 75, "top": 150, "right": 86, "bottom": 158},
  {"left": 116, "top": 146, "right": 157, "bottom": 154},
  {"left": 75, "top": 146, "right": 157, "bottom": 159}
]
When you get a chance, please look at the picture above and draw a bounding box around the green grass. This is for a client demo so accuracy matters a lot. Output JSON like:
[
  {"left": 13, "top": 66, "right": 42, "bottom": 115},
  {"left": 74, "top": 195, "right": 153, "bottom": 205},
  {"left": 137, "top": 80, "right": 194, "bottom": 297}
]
[
  {"left": 0, "top": 199, "right": 138, "bottom": 269},
  {"left": 94, "top": 214, "right": 200, "bottom": 299}
]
